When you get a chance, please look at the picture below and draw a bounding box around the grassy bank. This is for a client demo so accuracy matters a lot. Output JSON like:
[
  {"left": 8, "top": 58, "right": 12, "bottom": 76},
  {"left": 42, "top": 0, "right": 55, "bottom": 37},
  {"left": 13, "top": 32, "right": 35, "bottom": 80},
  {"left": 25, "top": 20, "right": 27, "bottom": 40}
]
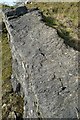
[{"left": 2, "top": 22, "right": 24, "bottom": 119}]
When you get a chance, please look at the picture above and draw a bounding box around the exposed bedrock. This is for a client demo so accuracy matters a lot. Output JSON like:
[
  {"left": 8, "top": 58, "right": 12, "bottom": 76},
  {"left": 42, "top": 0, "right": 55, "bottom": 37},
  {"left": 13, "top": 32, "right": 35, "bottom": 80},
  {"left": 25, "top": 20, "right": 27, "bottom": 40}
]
[{"left": 2, "top": 6, "right": 79, "bottom": 118}]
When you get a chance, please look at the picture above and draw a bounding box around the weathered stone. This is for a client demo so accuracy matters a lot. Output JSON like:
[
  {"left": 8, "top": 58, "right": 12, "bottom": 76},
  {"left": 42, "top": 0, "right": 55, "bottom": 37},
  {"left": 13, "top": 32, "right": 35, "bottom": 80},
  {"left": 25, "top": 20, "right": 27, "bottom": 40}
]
[
  {"left": 2, "top": 6, "right": 28, "bottom": 19},
  {"left": 2, "top": 6, "right": 79, "bottom": 118}
]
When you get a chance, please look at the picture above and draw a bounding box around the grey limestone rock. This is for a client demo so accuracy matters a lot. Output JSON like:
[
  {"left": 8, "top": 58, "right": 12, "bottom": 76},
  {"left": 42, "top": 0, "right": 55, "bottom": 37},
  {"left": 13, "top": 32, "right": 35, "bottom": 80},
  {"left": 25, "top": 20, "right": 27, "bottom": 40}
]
[
  {"left": 2, "top": 6, "right": 28, "bottom": 19},
  {"left": 2, "top": 6, "right": 79, "bottom": 118}
]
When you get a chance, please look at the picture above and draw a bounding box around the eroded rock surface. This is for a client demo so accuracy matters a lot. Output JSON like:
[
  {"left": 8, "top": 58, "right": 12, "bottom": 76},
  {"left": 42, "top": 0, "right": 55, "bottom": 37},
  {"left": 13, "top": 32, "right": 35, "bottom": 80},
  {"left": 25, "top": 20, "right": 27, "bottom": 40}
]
[{"left": 2, "top": 6, "right": 79, "bottom": 118}]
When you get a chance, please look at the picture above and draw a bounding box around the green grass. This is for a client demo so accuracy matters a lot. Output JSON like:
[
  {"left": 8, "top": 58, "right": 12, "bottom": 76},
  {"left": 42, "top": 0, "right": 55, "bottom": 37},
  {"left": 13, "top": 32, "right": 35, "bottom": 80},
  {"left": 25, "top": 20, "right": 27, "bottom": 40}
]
[
  {"left": 0, "top": 4, "right": 2, "bottom": 9},
  {"left": 2, "top": 33, "right": 12, "bottom": 81},
  {"left": 1, "top": 4, "right": 15, "bottom": 9},
  {"left": 1, "top": 23, "right": 24, "bottom": 119},
  {"left": 26, "top": 2, "right": 79, "bottom": 51}
]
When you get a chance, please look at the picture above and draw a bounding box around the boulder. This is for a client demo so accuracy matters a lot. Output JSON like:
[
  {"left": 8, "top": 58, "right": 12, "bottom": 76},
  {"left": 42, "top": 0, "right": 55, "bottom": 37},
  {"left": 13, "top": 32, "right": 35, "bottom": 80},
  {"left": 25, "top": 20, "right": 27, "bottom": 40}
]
[
  {"left": 2, "top": 7, "right": 79, "bottom": 118},
  {"left": 3, "top": 6, "right": 28, "bottom": 18}
]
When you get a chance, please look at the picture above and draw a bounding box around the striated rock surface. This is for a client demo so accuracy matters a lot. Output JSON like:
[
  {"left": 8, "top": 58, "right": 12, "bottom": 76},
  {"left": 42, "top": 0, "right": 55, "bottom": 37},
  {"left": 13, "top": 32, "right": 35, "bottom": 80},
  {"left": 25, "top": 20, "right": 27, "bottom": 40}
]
[{"left": 2, "top": 6, "right": 79, "bottom": 118}]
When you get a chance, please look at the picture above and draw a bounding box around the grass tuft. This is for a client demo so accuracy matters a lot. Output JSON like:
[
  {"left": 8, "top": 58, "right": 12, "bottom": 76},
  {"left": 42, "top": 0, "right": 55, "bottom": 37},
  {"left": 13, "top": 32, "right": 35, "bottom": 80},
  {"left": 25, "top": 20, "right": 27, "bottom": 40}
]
[{"left": 1, "top": 22, "right": 24, "bottom": 119}]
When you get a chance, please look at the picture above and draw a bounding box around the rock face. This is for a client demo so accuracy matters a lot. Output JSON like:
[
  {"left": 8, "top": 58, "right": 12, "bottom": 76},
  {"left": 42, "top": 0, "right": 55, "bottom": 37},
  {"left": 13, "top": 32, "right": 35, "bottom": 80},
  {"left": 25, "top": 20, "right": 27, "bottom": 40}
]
[
  {"left": 2, "top": 6, "right": 79, "bottom": 118},
  {"left": 2, "top": 6, "right": 28, "bottom": 19}
]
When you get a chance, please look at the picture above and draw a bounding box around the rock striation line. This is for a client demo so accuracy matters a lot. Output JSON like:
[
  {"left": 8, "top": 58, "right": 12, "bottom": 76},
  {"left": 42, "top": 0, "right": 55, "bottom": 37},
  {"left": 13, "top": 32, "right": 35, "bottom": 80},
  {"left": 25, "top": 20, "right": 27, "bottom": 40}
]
[{"left": 2, "top": 6, "right": 79, "bottom": 118}]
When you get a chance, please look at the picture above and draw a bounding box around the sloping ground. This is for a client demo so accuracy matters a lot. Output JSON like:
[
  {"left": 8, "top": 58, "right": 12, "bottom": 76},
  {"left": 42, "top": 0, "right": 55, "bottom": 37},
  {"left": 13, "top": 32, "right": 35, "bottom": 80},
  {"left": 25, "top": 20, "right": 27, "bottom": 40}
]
[
  {"left": 2, "top": 6, "right": 79, "bottom": 118},
  {"left": 1, "top": 23, "right": 24, "bottom": 119}
]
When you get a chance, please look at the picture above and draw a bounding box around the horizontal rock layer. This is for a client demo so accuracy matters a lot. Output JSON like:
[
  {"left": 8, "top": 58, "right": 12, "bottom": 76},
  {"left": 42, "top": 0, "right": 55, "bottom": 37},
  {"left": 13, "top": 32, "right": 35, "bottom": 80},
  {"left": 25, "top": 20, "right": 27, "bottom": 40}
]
[{"left": 2, "top": 6, "right": 79, "bottom": 118}]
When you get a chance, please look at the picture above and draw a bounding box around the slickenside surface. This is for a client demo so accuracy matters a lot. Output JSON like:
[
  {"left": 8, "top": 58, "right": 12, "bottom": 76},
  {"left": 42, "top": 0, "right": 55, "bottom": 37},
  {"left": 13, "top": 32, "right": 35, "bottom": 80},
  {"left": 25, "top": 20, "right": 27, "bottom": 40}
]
[{"left": 3, "top": 9, "right": 78, "bottom": 118}]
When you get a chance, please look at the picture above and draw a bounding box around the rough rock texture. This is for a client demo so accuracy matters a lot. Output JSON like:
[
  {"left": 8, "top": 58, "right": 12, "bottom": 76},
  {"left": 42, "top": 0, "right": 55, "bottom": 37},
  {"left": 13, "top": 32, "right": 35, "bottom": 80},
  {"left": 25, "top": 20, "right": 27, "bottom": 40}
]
[
  {"left": 2, "top": 6, "right": 79, "bottom": 118},
  {"left": 2, "top": 6, "right": 28, "bottom": 20}
]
